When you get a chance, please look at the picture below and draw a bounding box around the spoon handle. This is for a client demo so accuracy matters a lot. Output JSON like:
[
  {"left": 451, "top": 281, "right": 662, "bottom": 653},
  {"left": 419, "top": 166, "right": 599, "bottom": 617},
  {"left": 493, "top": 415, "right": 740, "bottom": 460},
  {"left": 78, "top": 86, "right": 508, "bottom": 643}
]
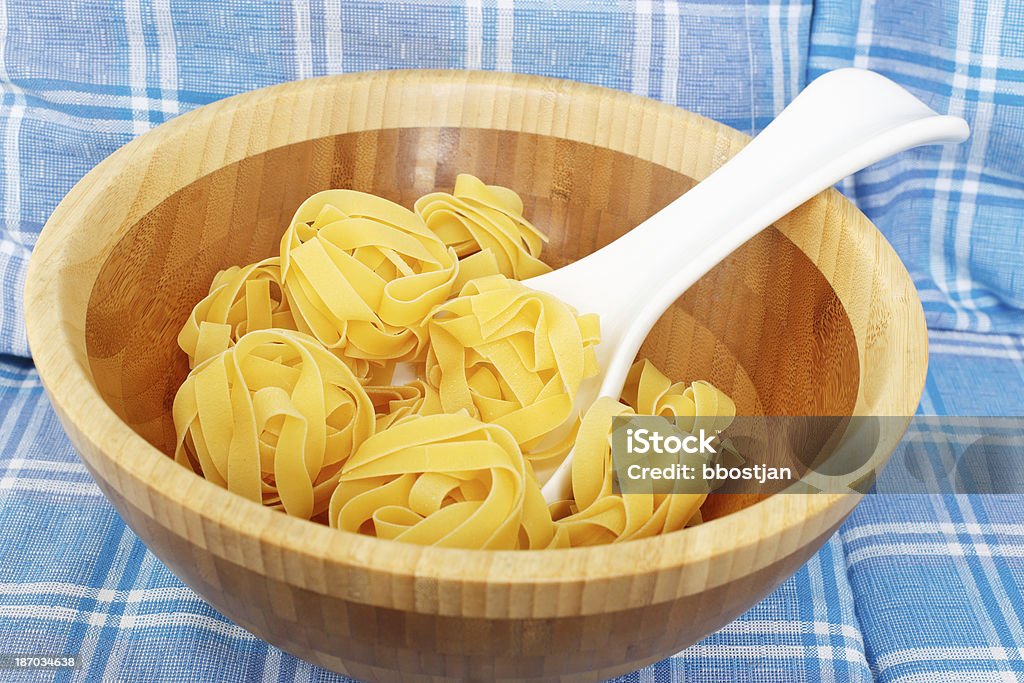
[
  {"left": 541, "top": 68, "right": 968, "bottom": 398},
  {"left": 537, "top": 68, "right": 968, "bottom": 502}
]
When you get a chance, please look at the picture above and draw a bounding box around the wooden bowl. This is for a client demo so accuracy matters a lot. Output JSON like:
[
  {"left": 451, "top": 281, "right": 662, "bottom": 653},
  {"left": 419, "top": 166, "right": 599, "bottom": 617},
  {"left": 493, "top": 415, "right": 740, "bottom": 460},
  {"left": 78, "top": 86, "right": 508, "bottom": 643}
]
[{"left": 24, "top": 70, "right": 927, "bottom": 682}]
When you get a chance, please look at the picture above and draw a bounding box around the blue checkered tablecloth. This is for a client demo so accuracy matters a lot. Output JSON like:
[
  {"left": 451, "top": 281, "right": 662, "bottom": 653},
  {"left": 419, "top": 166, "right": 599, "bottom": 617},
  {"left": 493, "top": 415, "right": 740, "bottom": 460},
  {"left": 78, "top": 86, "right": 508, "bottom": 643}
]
[{"left": 1, "top": 1, "right": 1023, "bottom": 681}]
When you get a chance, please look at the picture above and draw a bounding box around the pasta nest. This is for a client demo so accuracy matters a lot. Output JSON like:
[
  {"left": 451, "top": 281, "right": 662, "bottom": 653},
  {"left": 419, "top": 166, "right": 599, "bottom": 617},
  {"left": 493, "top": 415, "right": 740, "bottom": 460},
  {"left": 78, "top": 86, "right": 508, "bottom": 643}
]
[
  {"left": 550, "top": 360, "right": 736, "bottom": 547},
  {"left": 280, "top": 190, "right": 459, "bottom": 366},
  {"left": 178, "top": 256, "right": 296, "bottom": 369},
  {"left": 329, "top": 412, "right": 556, "bottom": 549},
  {"left": 425, "top": 274, "right": 600, "bottom": 462},
  {"left": 414, "top": 173, "right": 552, "bottom": 281},
  {"left": 172, "top": 328, "right": 375, "bottom": 520},
  {"left": 621, "top": 359, "right": 736, "bottom": 434}
]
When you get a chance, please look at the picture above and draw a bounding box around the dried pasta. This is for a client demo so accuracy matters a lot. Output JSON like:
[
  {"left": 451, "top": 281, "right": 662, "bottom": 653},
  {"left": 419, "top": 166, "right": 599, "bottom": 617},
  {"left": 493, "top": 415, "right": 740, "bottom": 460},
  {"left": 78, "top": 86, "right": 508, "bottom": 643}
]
[
  {"left": 172, "top": 174, "right": 737, "bottom": 550},
  {"left": 550, "top": 360, "right": 736, "bottom": 546},
  {"left": 365, "top": 380, "right": 443, "bottom": 430},
  {"left": 415, "top": 173, "right": 551, "bottom": 281},
  {"left": 173, "top": 328, "right": 375, "bottom": 520},
  {"left": 329, "top": 412, "right": 557, "bottom": 550},
  {"left": 425, "top": 274, "right": 600, "bottom": 463},
  {"left": 623, "top": 359, "right": 736, "bottom": 434},
  {"left": 178, "top": 256, "right": 295, "bottom": 368},
  {"left": 280, "top": 189, "right": 458, "bottom": 367}
]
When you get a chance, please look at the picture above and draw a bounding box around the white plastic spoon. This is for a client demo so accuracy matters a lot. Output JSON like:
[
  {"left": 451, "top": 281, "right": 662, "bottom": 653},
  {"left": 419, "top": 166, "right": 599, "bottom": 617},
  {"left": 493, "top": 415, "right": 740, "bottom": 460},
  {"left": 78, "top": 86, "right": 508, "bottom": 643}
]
[{"left": 535, "top": 68, "right": 969, "bottom": 503}]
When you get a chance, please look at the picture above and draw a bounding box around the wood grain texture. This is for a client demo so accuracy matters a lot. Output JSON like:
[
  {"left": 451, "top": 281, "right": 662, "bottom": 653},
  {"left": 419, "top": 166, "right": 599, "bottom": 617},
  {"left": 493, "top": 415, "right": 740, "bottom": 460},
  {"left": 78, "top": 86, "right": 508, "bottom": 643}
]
[{"left": 24, "top": 70, "right": 928, "bottom": 682}]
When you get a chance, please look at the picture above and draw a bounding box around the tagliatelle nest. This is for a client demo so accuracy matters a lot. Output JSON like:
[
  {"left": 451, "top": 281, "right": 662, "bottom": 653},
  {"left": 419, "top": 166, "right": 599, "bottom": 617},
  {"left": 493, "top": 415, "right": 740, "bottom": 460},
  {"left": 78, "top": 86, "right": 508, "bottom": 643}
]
[
  {"left": 424, "top": 274, "right": 600, "bottom": 463},
  {"left": 549, "top": 360, "right": 737, "bottom": 547},
  {"left": 178, "top": 256, "right": 297, "bottom": 369},
  {"left": 280, "top": 190, "right": 459, "bottom": 367},
  {"left": 415, "top": 173, "right": 552, "bottom": 281},
  {"left": 172, "top": 328, "right": 375, "bottom": 520},
  {"left": 622, "top": 359, "right": 736, "bottom": 433},
  {"left": 329, "top": 412, "right": 557, "bottom": 550}
]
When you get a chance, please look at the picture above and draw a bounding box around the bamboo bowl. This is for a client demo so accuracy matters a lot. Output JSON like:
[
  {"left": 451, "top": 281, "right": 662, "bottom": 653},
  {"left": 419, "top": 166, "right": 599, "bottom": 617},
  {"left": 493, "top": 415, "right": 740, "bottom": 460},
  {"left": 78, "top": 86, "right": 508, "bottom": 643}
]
[{"left": 25, "top": 70, "right": 927, "bottom": 682}]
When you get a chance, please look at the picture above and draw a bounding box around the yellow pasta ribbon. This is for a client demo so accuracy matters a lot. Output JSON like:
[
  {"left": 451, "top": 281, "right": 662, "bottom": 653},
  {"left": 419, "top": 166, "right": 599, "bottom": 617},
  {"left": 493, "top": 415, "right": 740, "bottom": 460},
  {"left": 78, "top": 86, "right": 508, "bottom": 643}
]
[
  {"left": 552, "top": 360, "right": 736, "bottom": 546},
  {"left": 178, "top": 257, "right": 296, "bottom": 368},
  {"left": 366, "top": 379, "right": 443, "bottom": 430},
  {"left": 425, "top": 274, "right": 600, "bottom": 462},
  {"left": 329, "top": 412, "right": 558, "bottom": 549},
  {"left": 172, "top": 328, "right": 375, "bottom": 520},
  {"left": 280, "top": 190, "right": 458, "bottom": 366},
  {"left": 415, "top": 174, "right": 552, "bottom": 281}
]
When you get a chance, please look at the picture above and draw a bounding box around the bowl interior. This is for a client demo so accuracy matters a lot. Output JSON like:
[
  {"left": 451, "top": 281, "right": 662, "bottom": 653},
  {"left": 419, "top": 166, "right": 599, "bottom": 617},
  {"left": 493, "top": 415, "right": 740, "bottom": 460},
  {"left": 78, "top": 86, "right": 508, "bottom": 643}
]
[{"left": 84, "top": 126, "right": 859, "bottom": 521}]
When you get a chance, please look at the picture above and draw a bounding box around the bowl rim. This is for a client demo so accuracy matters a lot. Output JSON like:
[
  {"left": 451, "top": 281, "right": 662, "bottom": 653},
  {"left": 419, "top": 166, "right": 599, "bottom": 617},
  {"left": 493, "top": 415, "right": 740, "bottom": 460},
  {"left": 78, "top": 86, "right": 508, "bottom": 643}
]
[{"left": 24, "top": 69, "right": 928, "bottom": 612}]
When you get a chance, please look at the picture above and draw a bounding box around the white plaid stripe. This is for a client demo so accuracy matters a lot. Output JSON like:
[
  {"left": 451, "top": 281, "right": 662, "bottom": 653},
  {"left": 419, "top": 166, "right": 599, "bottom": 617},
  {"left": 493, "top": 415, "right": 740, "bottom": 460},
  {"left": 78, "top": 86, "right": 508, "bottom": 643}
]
[
  {"left": 890, "top": 672, "right": 1021, "bottom": 683},
  {"left": 495, "top": 0, "right": 514, "bottom": 72},
  {"left": 0, "top": 0, "right": 27, "bottom": 358},
  {"left": 71, "top": 516, "right": 135, "bottom": 676},
  {"left": 323, "top": 0, "right": 344, "bottom": 73},
  {"left": 930, "top": 0, "right": 974, "bottom": 330},
  {"left": 659, "top": 0, "right": 679, "bottom": 104},
  {"left": 464, "top": 0, "right": 483, "bottom": 70},
  {"left": 808, "top": 550, "right": 847, "bottom": 682},
  {"left": 124, "top": 0, "right": 150, "bottom": 136},
  {"left": 767, "top": 0, "right": 785, "bottom": 113},
  {"left": 153, "top": 0, "right": 179, "bottom": 117},
  {"left": 292, "top": 0, "right": 313, "bottom": 81},
  {"left": 950, "top": 0, "right": 1003, "bottom": 333},
  {"left": 631, "top": 0, "right": 652, "bottom": 97},
  {"left": 260, "top": 646, "right": 283, "bottom": 683},
  {"left": 0, "top": 604, "right": 256, "bottom": 640},
  {"left": 851, "top": 0, "right": 875, "bottom": 70},
  {"left": 785, "top": 2, "right": 802, "bottom": 102}
]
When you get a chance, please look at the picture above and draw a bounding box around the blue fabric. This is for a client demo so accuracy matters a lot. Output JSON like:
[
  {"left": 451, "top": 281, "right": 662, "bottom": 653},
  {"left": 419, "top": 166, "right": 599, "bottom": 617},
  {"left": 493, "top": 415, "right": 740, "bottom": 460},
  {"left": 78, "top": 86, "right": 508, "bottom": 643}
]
[
  {"left": 0, "top": 1, "right": 1022, "bottom": 682},
  {"left": 810, "top": 0, "right": 1024, "bottom": 335},
  {"left": 837, "top": 328, "right": 1024, "bottom": 683},
  {"left": 0, "top": 0, "right": 812, "bottom": 357}
]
